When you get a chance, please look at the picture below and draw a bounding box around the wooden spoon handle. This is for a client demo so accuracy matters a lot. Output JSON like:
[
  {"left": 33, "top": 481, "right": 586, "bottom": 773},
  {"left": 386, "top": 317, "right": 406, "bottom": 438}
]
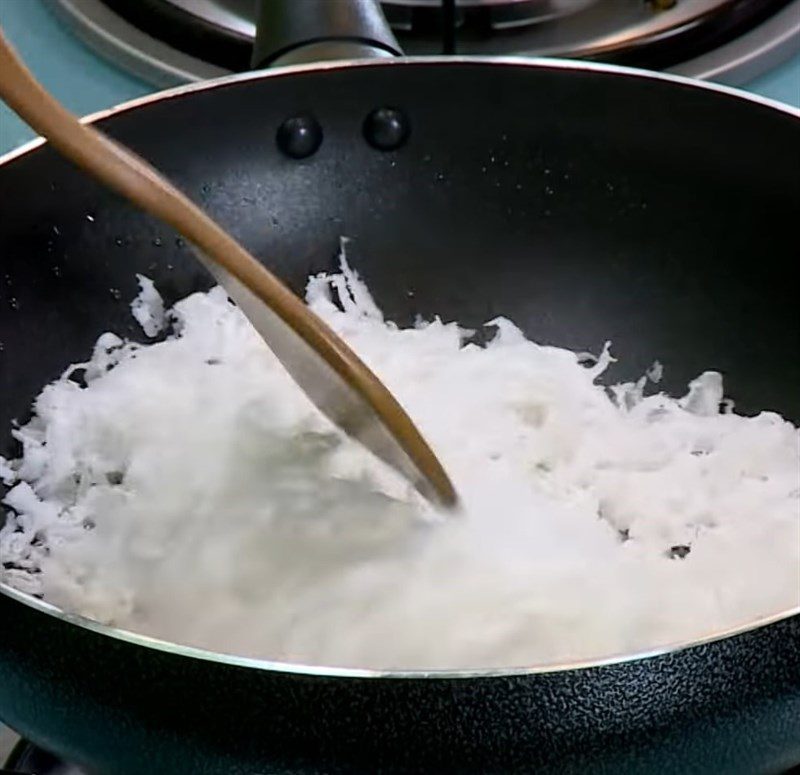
[{"left": 0, "top": 29, "right": 457, "bottom": 508}]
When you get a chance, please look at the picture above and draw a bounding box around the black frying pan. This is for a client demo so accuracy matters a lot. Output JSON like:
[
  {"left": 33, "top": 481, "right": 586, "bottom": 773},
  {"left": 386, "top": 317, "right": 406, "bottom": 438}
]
[{"left": 0, "top": 1, "right": 798, "bottom": 773}]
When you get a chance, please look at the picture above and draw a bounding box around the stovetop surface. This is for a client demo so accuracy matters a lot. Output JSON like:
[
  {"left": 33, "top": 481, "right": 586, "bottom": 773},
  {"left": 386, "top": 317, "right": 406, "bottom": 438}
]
[
  {"left": 3, "top": 737, "right": 800, "bottom": 775},
  {"left": 4, "top": 738, "right": 83, "bottom": 774}
]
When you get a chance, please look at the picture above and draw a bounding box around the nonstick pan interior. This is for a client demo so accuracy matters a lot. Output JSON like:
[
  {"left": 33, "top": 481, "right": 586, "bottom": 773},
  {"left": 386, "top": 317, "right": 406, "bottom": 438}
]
[
  {"left": 0, "top": 60, "right": 797, "bottom": 453},
  {"left": 0, "top": 58, "right": 798, "bottom": 775}
]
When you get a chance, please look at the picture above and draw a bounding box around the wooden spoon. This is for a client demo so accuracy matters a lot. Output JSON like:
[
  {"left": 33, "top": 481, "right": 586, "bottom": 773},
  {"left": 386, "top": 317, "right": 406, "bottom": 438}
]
[{"left": 0, "top": 29, "right": 457, "bottom": 508}]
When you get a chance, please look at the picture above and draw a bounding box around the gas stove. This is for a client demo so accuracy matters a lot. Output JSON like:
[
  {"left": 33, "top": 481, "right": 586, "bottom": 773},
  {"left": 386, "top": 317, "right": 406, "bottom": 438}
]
[
  {"left": 0, "top": 0, "right": 798, "bottom": 154},
  {"left": 0, "top": 0, "right": 798, "bottom": 772},
  {"left": 47, "top": 0, "right": 800, "bottom": 86}
]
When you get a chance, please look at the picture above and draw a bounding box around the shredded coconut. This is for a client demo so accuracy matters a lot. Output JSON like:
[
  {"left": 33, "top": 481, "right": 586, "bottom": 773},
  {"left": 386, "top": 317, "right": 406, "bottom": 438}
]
[
  {"left": 1, "top": 249, "right": 798, "bottom": 670},
  {"left": 130, "top": 274, "right": 165, "bottom": 338}
]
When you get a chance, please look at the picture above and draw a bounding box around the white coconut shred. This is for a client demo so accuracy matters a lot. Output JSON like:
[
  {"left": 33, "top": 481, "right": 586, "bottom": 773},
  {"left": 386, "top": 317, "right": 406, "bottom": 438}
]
[{"left": 1, "top": 249, "right": 798, "bottom": 670}]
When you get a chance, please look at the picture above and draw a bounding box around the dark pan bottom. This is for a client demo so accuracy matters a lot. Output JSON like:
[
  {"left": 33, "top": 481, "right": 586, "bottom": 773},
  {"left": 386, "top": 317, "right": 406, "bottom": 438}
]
[{"left": 4, "top": 738, "right": 800, "bottom": 775}]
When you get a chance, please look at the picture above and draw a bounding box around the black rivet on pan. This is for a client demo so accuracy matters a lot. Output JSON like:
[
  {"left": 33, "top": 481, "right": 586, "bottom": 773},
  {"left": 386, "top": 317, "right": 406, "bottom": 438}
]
[
  {"left": 363, "top": 107, "right": 410, "bottom": 151},
  {"left": 276, "top": 114, "right": 323, "bottom": 159}
]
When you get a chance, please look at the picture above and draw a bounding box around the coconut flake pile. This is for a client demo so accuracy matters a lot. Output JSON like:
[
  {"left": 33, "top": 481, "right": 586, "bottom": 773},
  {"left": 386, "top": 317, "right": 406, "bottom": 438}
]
[{"left": 1, "top": 252, "right": 798, "bottom": 670}]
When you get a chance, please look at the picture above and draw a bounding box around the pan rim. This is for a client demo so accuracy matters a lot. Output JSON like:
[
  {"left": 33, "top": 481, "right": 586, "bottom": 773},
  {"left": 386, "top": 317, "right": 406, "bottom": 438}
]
[
  {"left": 0, "top": 55, "right": 798, "bottom": 680},
  {"left": 1, "top": 579, "right": 797, "bottom": 678},
  {"left": 0, "top": 55, "right": 797, "bottom": 170}
]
